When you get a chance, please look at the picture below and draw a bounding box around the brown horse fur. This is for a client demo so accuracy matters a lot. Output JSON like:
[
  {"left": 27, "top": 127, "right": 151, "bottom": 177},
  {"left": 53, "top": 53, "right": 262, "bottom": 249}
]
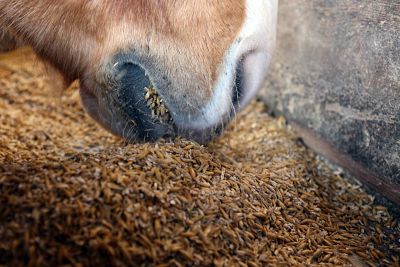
[{"left": 1, "top": 1, "right": 243, "bottom": 82}]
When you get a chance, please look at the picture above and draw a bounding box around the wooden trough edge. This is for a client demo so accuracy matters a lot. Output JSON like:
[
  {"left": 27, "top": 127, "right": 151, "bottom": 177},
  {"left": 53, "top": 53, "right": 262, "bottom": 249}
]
[{"left": 291, "top": 122, "right": 400, "bottom": 210}]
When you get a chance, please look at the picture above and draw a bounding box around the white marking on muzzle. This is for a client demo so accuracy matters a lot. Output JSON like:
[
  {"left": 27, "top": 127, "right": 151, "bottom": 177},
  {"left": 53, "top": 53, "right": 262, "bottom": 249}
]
[{"left": 187, "top": 0, "right": 278, "bottom": 130}]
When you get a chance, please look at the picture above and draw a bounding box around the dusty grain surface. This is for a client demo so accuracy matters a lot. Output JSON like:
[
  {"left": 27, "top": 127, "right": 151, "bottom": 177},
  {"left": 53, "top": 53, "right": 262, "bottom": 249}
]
[{"left": 0, "top": 48, "right": 399, "bottom": 266}]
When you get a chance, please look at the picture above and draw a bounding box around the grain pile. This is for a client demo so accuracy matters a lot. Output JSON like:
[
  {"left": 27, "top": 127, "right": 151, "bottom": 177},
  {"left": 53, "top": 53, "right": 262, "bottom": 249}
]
[{"left": 0, "top": 48, "right": 399, "bottom": 267}]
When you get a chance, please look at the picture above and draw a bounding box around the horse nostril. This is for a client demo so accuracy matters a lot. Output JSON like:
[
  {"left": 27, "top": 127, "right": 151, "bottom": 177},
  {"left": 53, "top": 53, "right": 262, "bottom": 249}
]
[
  {"left": 117, "top": 62, "right": 151, "bottom": 119},
  {"left": 232, "top": 56, "right": 245, "bottom": 109},
  {"left": 115, "top": 62, "right": 172, "bottom": 141}
]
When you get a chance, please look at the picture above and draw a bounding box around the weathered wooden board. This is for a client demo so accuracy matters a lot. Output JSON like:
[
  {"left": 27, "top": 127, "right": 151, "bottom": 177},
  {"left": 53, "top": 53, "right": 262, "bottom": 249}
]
[{"left": 261, "top": 0, "right": 400, "bottom": 205}]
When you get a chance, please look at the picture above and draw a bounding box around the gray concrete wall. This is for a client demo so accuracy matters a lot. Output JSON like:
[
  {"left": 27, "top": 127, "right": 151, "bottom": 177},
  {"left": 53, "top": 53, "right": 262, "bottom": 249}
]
[{"left": 260, "top": 0, "right": 400, "bottom": 205}]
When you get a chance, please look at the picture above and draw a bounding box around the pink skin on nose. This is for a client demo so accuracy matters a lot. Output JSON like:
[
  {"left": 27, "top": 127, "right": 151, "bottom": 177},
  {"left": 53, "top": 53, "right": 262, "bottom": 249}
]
[
  {"left": 239, "top": 50, "right": 272, "bottom": 108},
  {"left": 234, "top": 0, "right": 278, "bottom": 110}
]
